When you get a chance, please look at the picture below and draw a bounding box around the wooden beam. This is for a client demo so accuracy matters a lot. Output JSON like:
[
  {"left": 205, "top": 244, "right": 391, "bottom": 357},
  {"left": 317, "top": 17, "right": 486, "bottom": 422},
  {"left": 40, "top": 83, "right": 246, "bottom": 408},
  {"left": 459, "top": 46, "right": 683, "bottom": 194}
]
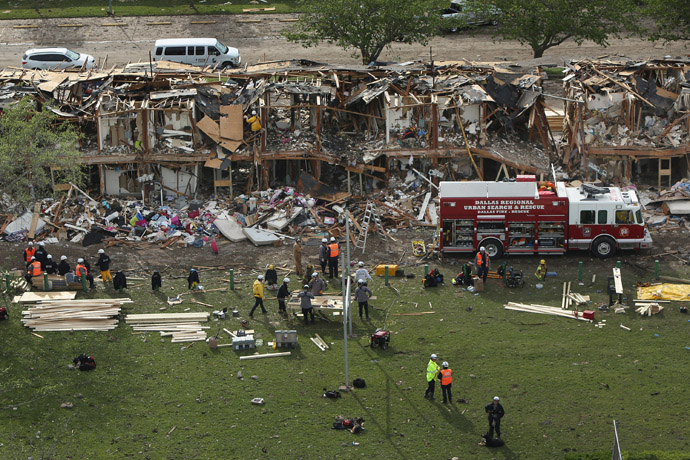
[{"left": 239, "top": 352, "right": 291, "bottom": 360}]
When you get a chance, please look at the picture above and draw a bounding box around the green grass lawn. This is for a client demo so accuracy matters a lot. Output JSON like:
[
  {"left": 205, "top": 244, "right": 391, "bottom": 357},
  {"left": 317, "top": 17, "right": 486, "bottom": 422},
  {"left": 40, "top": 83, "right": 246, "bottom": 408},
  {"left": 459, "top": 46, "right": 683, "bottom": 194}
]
[
  {"left": 0, "top": 0, "right": 302, "bottom": 20},
  {"left": 2, "top": 254, "right": 690, "bottom": 459}
]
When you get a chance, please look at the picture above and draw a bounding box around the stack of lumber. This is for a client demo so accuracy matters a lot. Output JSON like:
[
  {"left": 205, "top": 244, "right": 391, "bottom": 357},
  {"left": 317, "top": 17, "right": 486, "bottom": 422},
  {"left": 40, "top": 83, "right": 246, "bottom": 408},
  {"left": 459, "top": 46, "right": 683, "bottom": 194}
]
[
  {"left": 21, "top": 298, "right": 131, "bottom": 331},
  {"left": 634, "top": 301, "right": 664, "bottom": 316},
  {"left": 125, "top": 312, "right": 210, "bottom": 343},
  {"left": 505, "top": 302, "right": 589, "bottom": 321},
  {"left": 13, "top": 291, "right": 77, "bottom": 303}
]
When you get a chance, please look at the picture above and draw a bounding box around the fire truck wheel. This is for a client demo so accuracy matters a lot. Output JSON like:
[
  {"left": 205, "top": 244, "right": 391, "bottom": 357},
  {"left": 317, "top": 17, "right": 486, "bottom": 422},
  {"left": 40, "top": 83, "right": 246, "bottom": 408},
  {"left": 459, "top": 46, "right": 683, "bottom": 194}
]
[
  {"left": 481, "top": 239, "right": 504, "bottom": 258},
  {"left": 592, "top": 236, "right": 616, "bottom": 259}
]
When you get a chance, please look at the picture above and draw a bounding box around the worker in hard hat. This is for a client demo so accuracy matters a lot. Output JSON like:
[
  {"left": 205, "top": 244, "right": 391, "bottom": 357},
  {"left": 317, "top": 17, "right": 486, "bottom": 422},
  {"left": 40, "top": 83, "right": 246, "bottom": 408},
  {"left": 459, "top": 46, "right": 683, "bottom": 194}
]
[
  {"left": 354, "top": 261, "right": 373, "bottom": 283},
  {"left": 319, "top": 238, "right": 330, "bottom": 275},
  {"left": 250, "top": 274, "right": 267, "bottom": 318},
  {"left": 298, "top": 284, "right": 315, "bottom": 325},
  {"left": 265, "top": 264, "right": 278, "bottom": 290},
  {"left": 95, "top": 249, "right": 113, "bottom": 284},
  {"left": 355, "top": 279, "right": 372, "bottom": 320},
  {"left": 44, "top": 254, "right": 57, "bottom": 275},
  {"left": 328, "top": 236, "right": 340, "bottom": 279},
  {"left": 187, "top": 268, "right": 200, "bottom": 290},
  {"left": 76, "top": 258, "right": 95, "bottom": 289},
  {"left": 485, "top": 396, "right": 505, "bottom": 439},
  {"left": 309, "top": 272, "right": 326, "bottom": 296},
  {"left": 23, "top": 241, "right": 36, "bottom": 263},
  {"left": 438, "top": 361, "right": 453, "bottom": 404},
  {"left": 535, "top": 259, "right": 547, "bottom": 281},
  {"left": 244, "top": 110, "right": 262, "bottom": 134},
  {"left": 26, "top": 256, "right": 41, "bottom": 284},
  {"left": 277, "top": 277, "right": 291, "bottom": 317},
  {"left": 58, "top": 255, "right": 70, "bottom": 276},
  {"left": 475, "top": 247, "right": 490, "bottom": 284},
  {"left": 424, "top": 353, "right": 440, "bottom": 400}
]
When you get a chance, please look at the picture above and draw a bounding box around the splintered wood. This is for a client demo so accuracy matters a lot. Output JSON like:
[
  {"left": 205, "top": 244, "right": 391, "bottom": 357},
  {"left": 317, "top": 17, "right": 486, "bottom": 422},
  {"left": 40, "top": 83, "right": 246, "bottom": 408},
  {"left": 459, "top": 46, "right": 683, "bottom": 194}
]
[
  {"left": 125, "top": 312, "right": 210, "bottom": 343},
  {"left": 634, "top": 302, "right": 664, "bottom": 316},
  {"left": 21, "top": 298, "right": 132, "bottom": 331},
  {"left": 504, "top": 302, "right": 590, "bottom": 321}
]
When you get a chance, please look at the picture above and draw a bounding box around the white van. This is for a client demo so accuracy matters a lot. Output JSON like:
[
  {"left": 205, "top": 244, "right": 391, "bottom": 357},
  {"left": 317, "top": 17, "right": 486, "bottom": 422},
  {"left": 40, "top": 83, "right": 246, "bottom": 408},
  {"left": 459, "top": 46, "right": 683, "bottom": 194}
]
[{"left": 153, "top": 38, "right": 241, "bottom": 69}]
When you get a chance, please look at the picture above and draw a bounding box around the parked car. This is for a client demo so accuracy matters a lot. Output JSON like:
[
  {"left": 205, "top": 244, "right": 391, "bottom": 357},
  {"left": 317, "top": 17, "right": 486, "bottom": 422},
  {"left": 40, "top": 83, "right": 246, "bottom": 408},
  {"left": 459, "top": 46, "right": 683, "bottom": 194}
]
[
  {"left": 441, "top": 0, "right": 501, "bottom": 32},
  {"left": 152, "top": 38, "right": 241, "bottom": 69},
  {"left": 22, "top": 47, "right": 95, "bottom": 70}
]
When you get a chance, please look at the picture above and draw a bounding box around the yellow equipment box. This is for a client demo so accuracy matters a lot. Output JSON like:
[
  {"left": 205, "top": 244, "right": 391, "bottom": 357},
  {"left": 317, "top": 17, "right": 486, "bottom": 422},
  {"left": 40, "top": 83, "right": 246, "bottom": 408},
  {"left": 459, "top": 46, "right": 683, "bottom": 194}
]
[{"left": 375, "top": 264, "right": 399, "bottom": 276}]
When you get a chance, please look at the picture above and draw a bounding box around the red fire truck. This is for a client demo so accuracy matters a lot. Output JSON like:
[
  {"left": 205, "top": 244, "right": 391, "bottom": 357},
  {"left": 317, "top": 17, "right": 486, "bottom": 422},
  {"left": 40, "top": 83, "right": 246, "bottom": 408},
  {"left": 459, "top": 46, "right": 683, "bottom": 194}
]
[{"left": 439, "top": 177, "right": 652, "bottom": 259}]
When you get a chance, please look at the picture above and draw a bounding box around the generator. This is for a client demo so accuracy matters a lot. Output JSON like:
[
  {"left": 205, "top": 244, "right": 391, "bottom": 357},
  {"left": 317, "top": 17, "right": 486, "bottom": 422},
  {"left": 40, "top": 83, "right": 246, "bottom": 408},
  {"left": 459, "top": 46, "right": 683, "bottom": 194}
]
[
  {"left": 232, "top": 335, "right": 255, "bottom": 351},
  {"left": 275, "top": 330, "right": 298, "bottom": 348},
  {"left": 370, "top": 328, "right": 390, "bottom": 350}
]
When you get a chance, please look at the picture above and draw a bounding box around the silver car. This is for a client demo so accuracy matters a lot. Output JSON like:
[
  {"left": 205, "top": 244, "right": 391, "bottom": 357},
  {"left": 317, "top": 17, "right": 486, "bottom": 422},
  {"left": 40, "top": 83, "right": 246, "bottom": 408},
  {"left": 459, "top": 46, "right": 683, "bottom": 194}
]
[{"left": 22, "top": 47, "right": 96, "bottom": 70}]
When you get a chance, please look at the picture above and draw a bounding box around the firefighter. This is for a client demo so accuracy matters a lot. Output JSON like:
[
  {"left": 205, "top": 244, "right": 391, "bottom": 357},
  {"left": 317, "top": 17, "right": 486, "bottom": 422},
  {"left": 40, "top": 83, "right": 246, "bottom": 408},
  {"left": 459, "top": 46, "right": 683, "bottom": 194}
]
[
  {"left": 265, "top": 264, "right": 278, "bottom": 290},
  {"left": 76, "top": 258, "right": 95, "bottom": 289},
  {"left": 485, "top": 396, "right": 505, "bottom": 439},
  {"left": 535, "top": 259, "right": 547, "bottom": 281},
  {"left": 475, "top": 247, "right": 490, "bottom": 284},
  {"left": 58, "top": 255, "right": 70, "bottom": 276},
  {"left": 293, "top": 239, "right": 304, "bottom": 277},
  {"left": 96, "top": 249, "right": 113, "bottom": 284},
  {"left": 26, "top": 256, "right": 42, "bottom": 284},
  {"left": 424, "top": 353, "right": 440, "bottom": 400},
  {"left": 23, "top": 242, "right": 36, "bottom": 263},
  {"left": 44, "top": 254, "right": 57, "bottom": 275},
  {"left": 250, "top": 274, "right": 267, "bottom": 318},
  {"left": 328, "top": 237, "right": 340, "bottom": 279},
  {"left": 34, "top": 242, "right": 48, "bottom": 269},
  {"left": 355, "top": 279, "right": 372, "bottom": 320},
  {"left": 319, "top": 238, "right": 330, "bottom": 275},
  {"left": 277, "top": 277, "right": 291, "bottom": 317},
  {"left": 438, "top": 361, "right": 453, "bottom": 404}
]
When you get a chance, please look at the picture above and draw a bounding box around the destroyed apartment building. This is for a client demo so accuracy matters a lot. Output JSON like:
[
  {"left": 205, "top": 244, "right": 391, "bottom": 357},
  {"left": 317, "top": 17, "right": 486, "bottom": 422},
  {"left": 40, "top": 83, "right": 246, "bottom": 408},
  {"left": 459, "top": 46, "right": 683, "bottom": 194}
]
[
  {"left": 0, "top": 58, "right": 556, "bottom": 201},
  {"left": 560, "top": 58, "right": 690, "bottom": 186}
]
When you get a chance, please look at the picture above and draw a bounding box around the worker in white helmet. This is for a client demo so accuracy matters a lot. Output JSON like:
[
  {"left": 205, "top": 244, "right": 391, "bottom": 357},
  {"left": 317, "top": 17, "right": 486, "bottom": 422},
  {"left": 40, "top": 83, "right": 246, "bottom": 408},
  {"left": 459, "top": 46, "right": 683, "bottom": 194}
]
[
  {"left": 354, "top": 261, "right": 373, "bottom": 283},
  {"left": 355, "top": 279, "right": 372, "bottom": 320},
  {"left": 319, "top": 238, "right": 330, "bottom": 275},
  {"left": 485, "top": 396, "right": 505, "bottom": 439},
  {"left": 438, "top": 361, "right": 453, "bottom": 404},
  {"left": 309, "top": 272, "right": 326, "bottom": 296},
  {"left": 475, "top": 246, "right": 490, "bottom": 284},
  {"left": 328, "top": 236, "right": 340, "bottom": 279},
  {"left": 58, "top": 255, "right": 70, "bottom": 276},
  {"left": 277, "top": 277, "right": 291, "bottom": 317},
  {"left": 250, "top": 274, "right": 267, "bottom": 317},
  {"left": 44, "top": 254, "right": 57, "bottom": 275},
  {"left": 95, "top": 248, "right": 113, "bottom": 284},
  {"left": 425, "top": 353, "right": 440, "bottom": 400}
]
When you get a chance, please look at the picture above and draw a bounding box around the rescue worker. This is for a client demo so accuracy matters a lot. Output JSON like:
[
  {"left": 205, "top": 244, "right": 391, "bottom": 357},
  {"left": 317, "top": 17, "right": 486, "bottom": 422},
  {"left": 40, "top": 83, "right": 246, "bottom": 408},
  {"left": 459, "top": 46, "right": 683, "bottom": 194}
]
[
  {"left": 485, "top": 396, "right": 505, "bottom": 439},
  {"left": 355, "top": 279, "right": 372, "bottom": 320},
  {"left": 319, "top": 238, "right": 330, "bottom": 275},
  {"left": 250, "top": 274, "right": 267, "bottom": 317},
  {"left": 58, "top": 255, "right": 70, "bottom": 276},
  {"left": 113, "top": 270, "right": 127, "bottom": 292},
  {"left": 95, "top": 249, "right": 113, "bottom": 284},
  {"left": 303, "top": 263, "right": 315, "bottom": 286},
  {"left": 34, "top": 242, "right": 48, "bottom": 269},
  {"left": 75, "top": 258, "right": 95, "bottom": 289},
  {"left": 475, "top": 247, "right": 490, "bottom": 284},
  {"left": 354, "top": 261, "right": 373, "bottom": 283},
  {"left": 309, "top": 272, "right": 326, "bottom": 296},
  {"left": 265, "top": 264, "right": 278, "bottom": 290},
  {"left": 298, "top": 284, "right": 315, "bottom": 325},
  {"left": 424, "top": 353, "right": 440, "bottom": 400},
  {"left": 535, "top": 259, "right": 547, "bottom": 281},
  {"left": 277, "top": 277, "right": 291, "bottom": 317},
  {"left": 44, "top": 254, "right": 57, "bottom": 275},
  {"left": 293, "top": 239, "right": 303, "bottom": 277},
  {"left": 151, "top": 271, "right": 162, "bottom": 291},
  {"left": 462, "top": 261, "right": 473, "bottom": 286},
  {"left": 82, "top": 256, "right": 92, "bottom": 278},
  {"left": 26, "top": 256, "right": 42, "bottom": 284},
  {"left": 328, "top": 236, "right": 340, "bottom": 279},
  {"left": 244, "top": 110, "right": 262, "bottom": 134},
  {"left": 187, "top": 268, "right": 200, "bottom": 290},
  {"left": 438, "top": 361, "right": 453, "bottom": 404},
  {"left": 23, "top": 242, "right": 36, "bottom": 263},
  {"left": 0, "top": 306, "right": 8, "bottom": 320}
]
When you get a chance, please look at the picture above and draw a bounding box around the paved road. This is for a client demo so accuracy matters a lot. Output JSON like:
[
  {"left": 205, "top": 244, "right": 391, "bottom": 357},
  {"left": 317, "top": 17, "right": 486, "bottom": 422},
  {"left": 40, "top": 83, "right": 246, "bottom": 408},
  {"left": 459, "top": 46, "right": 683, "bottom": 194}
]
[{"left": 0, "top": 14, "right": 685, "bottom": 69}]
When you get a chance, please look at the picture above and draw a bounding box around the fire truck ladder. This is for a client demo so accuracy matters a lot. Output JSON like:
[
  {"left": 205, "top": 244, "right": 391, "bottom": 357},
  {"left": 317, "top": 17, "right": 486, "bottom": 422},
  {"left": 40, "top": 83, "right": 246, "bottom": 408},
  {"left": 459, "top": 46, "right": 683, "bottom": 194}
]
[{"left": 355, "top": 201, "right": 386, "bottom": 253}]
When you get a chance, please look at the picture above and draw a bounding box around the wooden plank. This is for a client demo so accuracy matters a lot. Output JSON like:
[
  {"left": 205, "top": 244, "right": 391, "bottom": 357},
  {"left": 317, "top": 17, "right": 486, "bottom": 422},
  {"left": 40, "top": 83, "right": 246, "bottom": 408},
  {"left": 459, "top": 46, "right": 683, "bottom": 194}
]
[
  {"left": 310, "top": 337, "right": 326, "bottom": 351},
  {"left": 239, "top": 352, "right": 291, "bottom": 360},
  {"left": 220, "top": 105, "right": 244, "bottom": 141},
  {"left": 314, "top": 333, "right": 329, "bottom": 349},
  {"left": 612, "top": 268, "right": 623, "bottom": 294},
  {"left": 28, "top": 202, "right": 41, "bottom": 239},
  {"left": 17, "top": 291, "right": 77, "bottom": 303}
]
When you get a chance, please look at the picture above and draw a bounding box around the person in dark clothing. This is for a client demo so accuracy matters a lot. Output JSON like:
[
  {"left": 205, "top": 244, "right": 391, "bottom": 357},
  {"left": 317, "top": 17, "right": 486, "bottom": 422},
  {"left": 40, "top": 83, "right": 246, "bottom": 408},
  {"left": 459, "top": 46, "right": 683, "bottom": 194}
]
[
  {"left": 187, "top": 268, "right": 200, "bottom": 290},
  {"left": 277, "top": 277, "right": 291, "bottom": 316},
  {"left": 34, "top": 243, "right": 48, "bottom": 269},
  {"left": 462, "top": 262, "right": 473, "bottom": 286},
  {"left": 44, "top": 255, "right": 57, "bottom": 275},
  {"left": 0, "top": 306, "right": 8, "bottom": 320},
  {"left": 95, "top": 249, "right": 112, "bottom": 283},
  {"left": 475, "top": 247, "right": 489, "bottom": 284},
  {"left": 319, "top": 238, "right": 330, "bottom": 275},
  {"left": 265, "top": 264, "right": 278, "bottom": 290},
  {"left": 58, "top": 256, "right": 70, "bottom": 276},
  {"left": 151, "top": 271, "right": 162, "bottom": 291},
  {"left": 485, "top": 396, "right": 505, "bottom": 439},
  {"left": 82, "top": 257, "right": 92, "bottom": 276},
  {"left": 298, "top": 284, "right": 315, "bottom": 325},
  {"left": 354, "top": 279, "right": 372, "bottom": 320},
  {"left": 113, "top": 271, "right": 127, "bottom": 291}
]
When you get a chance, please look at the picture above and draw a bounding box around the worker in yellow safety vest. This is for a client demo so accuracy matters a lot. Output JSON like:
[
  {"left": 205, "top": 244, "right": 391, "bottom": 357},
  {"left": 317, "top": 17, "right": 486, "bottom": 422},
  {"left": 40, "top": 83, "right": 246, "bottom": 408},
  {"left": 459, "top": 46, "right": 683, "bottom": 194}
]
[
  {"left": 424, "top": 353, "right": 440, "bottom": 400},
  {"left": 438, "top": 361, "right": 453, "bottom": 404}
]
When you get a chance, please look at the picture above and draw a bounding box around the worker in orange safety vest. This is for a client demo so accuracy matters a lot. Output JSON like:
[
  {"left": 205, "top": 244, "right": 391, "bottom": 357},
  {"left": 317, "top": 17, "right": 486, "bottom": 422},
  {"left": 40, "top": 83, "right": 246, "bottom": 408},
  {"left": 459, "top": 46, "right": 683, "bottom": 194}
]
[
  {"left": 475, "top": 246, "right": 490, "bottom": 284},
  {"left": 328, "top": 237, "right": 340, "bottom": 279},
  {"left": 23, "top": 242, "right": 36, "bottom": 263},
  {"left": 25, "top": 256, "right": 42, "bottom": 283},
  {"left": 76, "top": 258, "right": 95, "bottom": 289},
  {"left": 438, "top": 361, "right": 453, "bottom": 404}
]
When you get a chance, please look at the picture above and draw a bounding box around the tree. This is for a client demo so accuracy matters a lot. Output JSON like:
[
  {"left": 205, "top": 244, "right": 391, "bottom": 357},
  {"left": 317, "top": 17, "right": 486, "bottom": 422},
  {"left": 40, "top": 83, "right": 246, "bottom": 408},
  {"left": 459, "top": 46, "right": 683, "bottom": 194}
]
[
  {"left": 644, "top": 0, "right": 690, "bottom": 42},
  {"left": 473, "top": 0, "right": 636, "bottom": 58},
  {"left": 0, "top": 97, "right": 84, "bottom": 209},
  {"left": 284, "top": 0, "right": 447, "bottom": 65}
]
